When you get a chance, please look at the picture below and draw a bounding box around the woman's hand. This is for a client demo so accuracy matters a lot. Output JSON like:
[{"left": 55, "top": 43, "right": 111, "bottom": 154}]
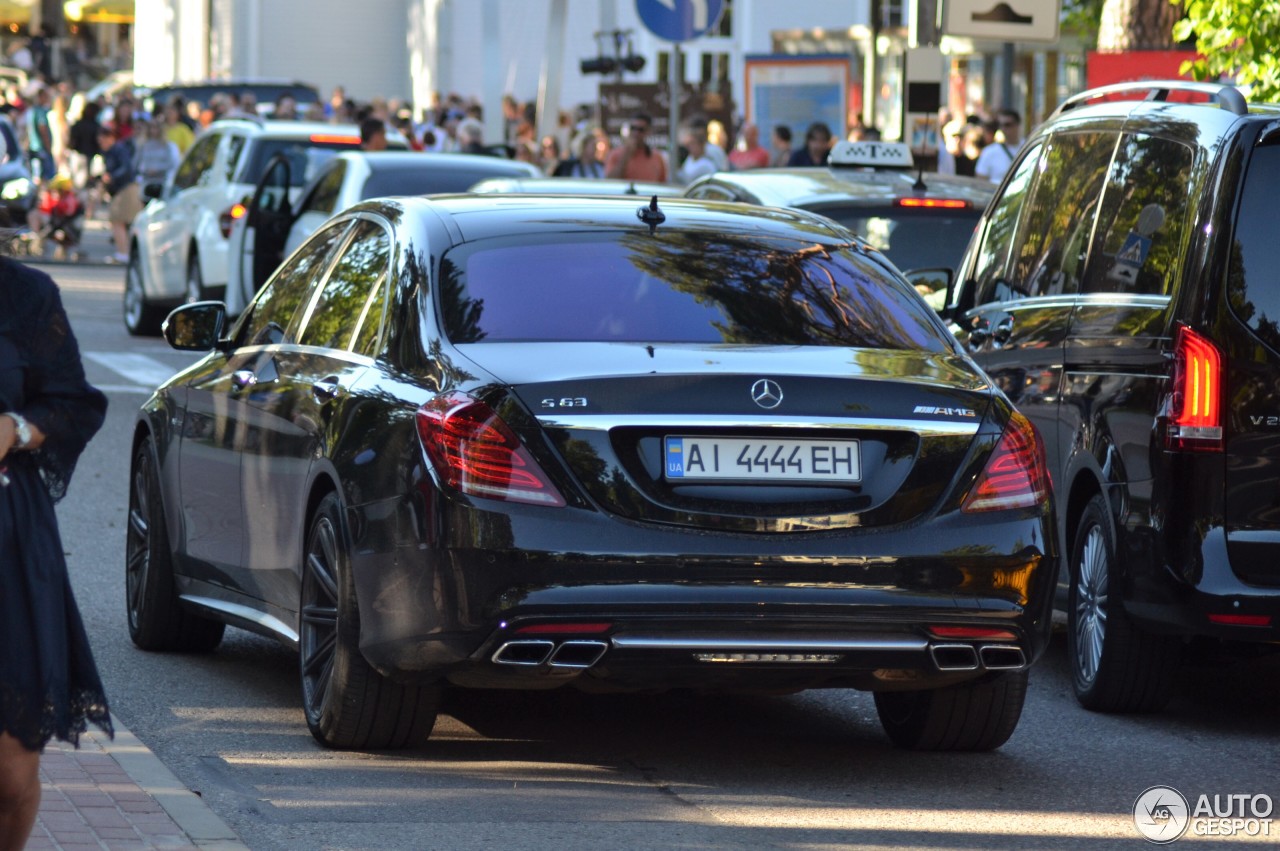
[{"left": 0, "top": 414, "right": 45, "bottom": 462}]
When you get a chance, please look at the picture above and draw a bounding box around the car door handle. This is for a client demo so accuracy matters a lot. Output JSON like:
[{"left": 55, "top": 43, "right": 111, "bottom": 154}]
[
  {"left": 231, "top": 369, "right": 257, "bottom": 389},
  {"left": 992, "top": 316, "right": 1015, "bottom": 345},
  {"left": 312, "top": 376, "right": 342, "bottom": 401}
]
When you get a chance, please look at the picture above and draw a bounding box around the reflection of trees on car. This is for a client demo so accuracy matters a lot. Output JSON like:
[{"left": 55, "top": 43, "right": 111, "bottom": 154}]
[{"left": 619, "top": 231, "right": 943, "bottom": 354}]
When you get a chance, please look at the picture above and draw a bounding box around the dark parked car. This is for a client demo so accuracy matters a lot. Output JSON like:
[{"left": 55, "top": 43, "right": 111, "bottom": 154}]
[
  {"left": 937, "top": 80, "right": 1280, "bottom": 713},
  {"left": 683, "top": 141, "right": 995, "bottom": 292},
  {"left": 128, "top": 195, "right": 1056, "bottom": 752},
  {"left": 139, "top": 79, "right": 321, "bottom": 117}
]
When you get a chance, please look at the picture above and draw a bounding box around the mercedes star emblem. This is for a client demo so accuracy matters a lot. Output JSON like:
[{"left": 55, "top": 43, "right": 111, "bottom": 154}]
[{"left": 751, "top": 378, "right": 783, "bottom": 409}]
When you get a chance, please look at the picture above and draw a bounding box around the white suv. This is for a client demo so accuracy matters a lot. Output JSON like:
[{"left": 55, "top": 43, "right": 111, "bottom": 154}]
[{"left": 123, "top": 118, "right": 404, "bottom": 335}]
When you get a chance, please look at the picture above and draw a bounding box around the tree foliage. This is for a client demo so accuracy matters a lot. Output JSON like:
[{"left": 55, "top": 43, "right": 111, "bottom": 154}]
[{"left": 1174, "top": 0, "right": 1280, "bottom": 101}]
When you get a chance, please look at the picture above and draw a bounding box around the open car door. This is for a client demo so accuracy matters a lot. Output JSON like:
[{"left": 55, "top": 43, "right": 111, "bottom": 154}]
[{"left": 233, "top": 152, "right": 294, "bottom": 313}]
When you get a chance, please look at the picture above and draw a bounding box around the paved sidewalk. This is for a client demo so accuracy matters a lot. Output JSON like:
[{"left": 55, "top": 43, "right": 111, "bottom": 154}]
[{"left": 28, "top": 715, "right": 247, "bottom": 851}]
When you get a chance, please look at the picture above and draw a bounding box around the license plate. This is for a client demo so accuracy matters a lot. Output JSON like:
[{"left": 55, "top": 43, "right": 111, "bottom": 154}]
[{"left": 664, "top": 436, "right": 861, "bottom": 483}]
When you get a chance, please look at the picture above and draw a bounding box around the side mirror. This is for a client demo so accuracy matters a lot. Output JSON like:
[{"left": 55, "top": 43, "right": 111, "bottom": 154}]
[
  {"left": 163, "top": 301, "right": 226, "bottom": 351},
  {"left": 904, "top": 267, "right": 953, "bottom": 314},
  {"left": 142, "top": 181, "right": 165, "bottom": 200}
]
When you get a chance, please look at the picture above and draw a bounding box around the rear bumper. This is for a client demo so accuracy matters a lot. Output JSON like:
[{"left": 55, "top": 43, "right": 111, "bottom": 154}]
[
  {"left": 351, "top": 501, "right": 1056, "bottom": 690},
  {"left": 1121, "top": 524, "right": 1280, "bottom": 641}
]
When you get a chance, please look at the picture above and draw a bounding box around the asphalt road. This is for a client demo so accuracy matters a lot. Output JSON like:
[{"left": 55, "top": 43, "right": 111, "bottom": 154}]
[{"left": 44, "top": 259, "right": 1280, "bottom": 850}]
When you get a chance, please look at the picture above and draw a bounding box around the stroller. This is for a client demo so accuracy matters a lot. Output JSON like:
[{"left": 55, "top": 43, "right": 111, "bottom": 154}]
[{"left": 22, "top": 173, "right": 85, "bottom": 260}]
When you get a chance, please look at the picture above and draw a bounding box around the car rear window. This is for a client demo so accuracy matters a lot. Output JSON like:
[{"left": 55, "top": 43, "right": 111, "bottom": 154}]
[
  {"left": 439, "top": 233, "right": 954, "bottom": 351},
  {"left": 240, "top": 137, "right": 364, "bottom": 187},
  {"left": 812, "top": 205, "right": 982, "bottom": 272},
  {"left": 360, "top": 163, "right": 533, "bottom": 199}
]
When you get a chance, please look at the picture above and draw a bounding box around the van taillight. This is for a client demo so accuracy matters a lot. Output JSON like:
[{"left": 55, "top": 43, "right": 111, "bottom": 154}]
[
  {"left": 415, "top": 392, "right": 565, "bottom": 507},
  {"left": 962, "top": 412, "right": 1050, "bottom": 513},
  {"left": 1166, "top": 324, "right": 1223, "bottom": 451}
]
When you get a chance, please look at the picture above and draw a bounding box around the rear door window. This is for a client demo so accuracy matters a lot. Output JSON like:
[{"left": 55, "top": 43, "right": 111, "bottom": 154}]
[
  {"left": 236, "top": 220, "right": 351, "bottom": 347},
  {"left": 297, "top": 219, "right": 391, "bottom": 352},
  {"left": 439, "top": 233, "right": 955, "bottom": 352},
  {"left": 1085, "top": 133, "right": 1196, "bottom": 297}
]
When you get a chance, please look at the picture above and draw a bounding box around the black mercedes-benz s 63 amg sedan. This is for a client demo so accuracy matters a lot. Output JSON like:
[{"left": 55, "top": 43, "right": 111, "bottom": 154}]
[{"left": 128, "top": 194, "right": 1056, "bottom": 751}]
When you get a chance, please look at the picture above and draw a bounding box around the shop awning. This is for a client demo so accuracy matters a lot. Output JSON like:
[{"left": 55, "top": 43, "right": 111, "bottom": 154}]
[{"left": 64, "top": 0, "right": 134, "bottom": 24}]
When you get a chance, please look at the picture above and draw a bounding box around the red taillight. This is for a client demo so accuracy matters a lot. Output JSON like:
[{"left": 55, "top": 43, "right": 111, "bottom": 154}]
[
  {"left": 896, "top": 197, "right": 970, "bottom": 209},
  {"left": 962, "top": 412, "right": 1050, "bottom": 513},
  {"left": 929, "top": 626, "right": 1017, "bottom": 640},
  {"left": 1207, "top": 613, "right": 1272, "bottom": 627},
  {"left": 1166, "top": 324, "right": 1223, "bottom": 451},
  {"left": 415, "top": 392, "right": 565, "bottom": 507},
  {"left": 514, "top": 622, "right": 611, "bottom": 635},
  {"left": 218, "top": 202, "right": 247, "bottom": 238}
]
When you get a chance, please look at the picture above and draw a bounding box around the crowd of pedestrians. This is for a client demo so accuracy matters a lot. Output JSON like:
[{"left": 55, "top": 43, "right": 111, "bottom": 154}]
[{"left": 0, "top": 63, "right": 1026, "bottom": 266}]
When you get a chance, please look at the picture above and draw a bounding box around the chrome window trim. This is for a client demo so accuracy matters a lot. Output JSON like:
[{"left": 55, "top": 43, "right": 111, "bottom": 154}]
[
  {"left": 974, "top": 293, "right": 1172, "bottom": 313},
  {"left": 537, "top": 414, "right": 980, "bottom": 437},
  {"left": 233, "top": 342, "right": 375, "bottom": 368}
]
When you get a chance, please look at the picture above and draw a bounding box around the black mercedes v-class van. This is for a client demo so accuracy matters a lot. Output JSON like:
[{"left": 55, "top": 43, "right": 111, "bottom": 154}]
[{"left": 940, "top": 81, "right": 1280, "bottom": 712}]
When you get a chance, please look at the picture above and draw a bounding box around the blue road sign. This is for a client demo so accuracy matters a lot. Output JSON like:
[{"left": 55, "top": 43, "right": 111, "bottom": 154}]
[{"left": 636, "top": 0, "right": 724, "bottom": 42}]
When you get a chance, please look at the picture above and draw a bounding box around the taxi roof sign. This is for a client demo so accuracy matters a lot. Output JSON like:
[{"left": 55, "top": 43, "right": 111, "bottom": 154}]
[{"left": 829, "top": 141, "right": 915, "bottom": 169}]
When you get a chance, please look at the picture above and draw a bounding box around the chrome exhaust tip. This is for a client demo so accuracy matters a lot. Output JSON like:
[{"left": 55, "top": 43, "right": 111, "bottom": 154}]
[
  {"left": 548, "top": 640, "right": 609, "bottom": 669},
  {"left": 930, "top": 643, "right": 980, "bottom": 671},
  {"left": 491, "top": 640, "right": 555, "bottom": 666},
  {"left": 979, "top": 644, "right": 1027, "bottom": 670}
]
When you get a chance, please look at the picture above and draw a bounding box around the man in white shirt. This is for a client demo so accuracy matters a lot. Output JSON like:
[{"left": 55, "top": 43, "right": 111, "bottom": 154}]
[{"left": 975, "top": 109, "right": 1022, "bottom": 184}]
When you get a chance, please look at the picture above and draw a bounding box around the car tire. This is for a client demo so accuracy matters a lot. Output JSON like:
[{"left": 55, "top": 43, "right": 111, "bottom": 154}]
[
  {"left": 123, "top": 245, "right": 165, "bottom": 336},
  {"left": 1068, "top": 494, "right": 1180, "bottom": 712},
  {"left": 125, "top": 437, "right": 226, "bottom": 652},
  {"left": 299, "top": 492, "right": 441, "bottom": 750},
  {"left": 873, "top": 670, "right": 1028, "bottom": 751},
  {"left": 185, "top": 250, "right": 205, "bottom": 303}
]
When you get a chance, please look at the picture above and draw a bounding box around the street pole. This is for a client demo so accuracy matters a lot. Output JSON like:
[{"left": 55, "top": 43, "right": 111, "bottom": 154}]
[
  {"left": 668, "top": 41, "right": 681, "bottom": 184},
  {"left": 537, "top": 0, "right": 567, "bottom": 144}
]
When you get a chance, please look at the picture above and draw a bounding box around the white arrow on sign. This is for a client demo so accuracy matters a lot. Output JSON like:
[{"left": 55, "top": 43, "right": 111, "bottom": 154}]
[{"left": 653, "top": 0, "right": 709, "bottom": 31}]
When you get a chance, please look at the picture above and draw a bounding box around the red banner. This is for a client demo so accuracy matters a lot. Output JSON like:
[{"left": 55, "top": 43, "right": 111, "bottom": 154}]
[{"left": 1086, "top": 50, "right": 1200, "bottom": 89}]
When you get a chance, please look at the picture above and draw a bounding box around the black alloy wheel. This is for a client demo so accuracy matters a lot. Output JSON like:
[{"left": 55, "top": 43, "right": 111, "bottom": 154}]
[
  {"left": 299, "top": 492, "right": 440, "bottom": 750},
  {"left": 125, "top": 438, "right": 225, "bottom": 651}
]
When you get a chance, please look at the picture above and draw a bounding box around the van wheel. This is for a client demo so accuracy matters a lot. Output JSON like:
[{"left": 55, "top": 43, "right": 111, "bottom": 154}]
[
  {"left": 299, "top": 493, "right": 441, "bottom": 750},
  {"left": 1068, "top": 495, "right": 1180, "bottom": 712},
  {"left": 125, "top": 437, "right": 225, "bottom": 652},
  {"left": 873, "top": 671, "right": 1028, "bottom": 751}
]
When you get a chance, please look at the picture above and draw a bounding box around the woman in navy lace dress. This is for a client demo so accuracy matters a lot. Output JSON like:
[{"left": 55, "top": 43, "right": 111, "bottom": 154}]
[{"left": 0, "top": 257, "right": 110, "bottom": 849}]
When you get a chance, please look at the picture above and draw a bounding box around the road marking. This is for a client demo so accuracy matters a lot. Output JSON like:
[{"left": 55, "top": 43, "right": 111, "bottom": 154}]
[{"left": 85, "top": 352, "right": 180, "bottom": 390}]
